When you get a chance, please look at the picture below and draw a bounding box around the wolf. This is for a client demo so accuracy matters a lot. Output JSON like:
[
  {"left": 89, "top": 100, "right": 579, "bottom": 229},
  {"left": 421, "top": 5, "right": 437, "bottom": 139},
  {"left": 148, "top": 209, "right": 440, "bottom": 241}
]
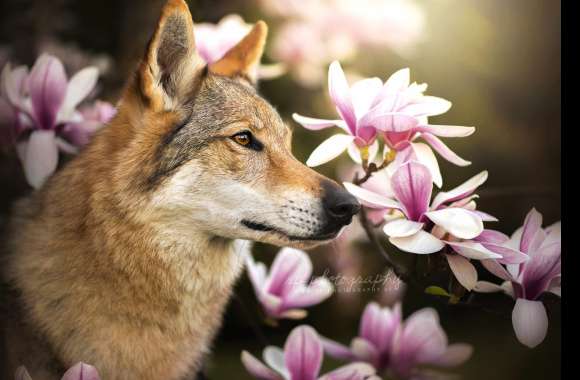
[{"left": 0, "top": 0, "right": 360, "bottom": 379}]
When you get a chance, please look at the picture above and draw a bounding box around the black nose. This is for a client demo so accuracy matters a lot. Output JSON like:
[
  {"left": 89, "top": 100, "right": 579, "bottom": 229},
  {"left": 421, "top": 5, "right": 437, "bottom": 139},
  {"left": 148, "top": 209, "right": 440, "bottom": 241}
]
[{"left": 322, "top": 180, "right": 361, "bottom": 225}]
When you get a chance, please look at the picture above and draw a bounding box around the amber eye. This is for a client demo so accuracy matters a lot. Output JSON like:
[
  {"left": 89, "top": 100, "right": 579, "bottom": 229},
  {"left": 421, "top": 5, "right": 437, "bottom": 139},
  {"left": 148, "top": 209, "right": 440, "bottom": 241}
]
[
  {"left": 233, "top": 132, "right": 251, "bottom": 146},
  {"left": 230, "top": 131, "right": 263, "bottom": 151}
]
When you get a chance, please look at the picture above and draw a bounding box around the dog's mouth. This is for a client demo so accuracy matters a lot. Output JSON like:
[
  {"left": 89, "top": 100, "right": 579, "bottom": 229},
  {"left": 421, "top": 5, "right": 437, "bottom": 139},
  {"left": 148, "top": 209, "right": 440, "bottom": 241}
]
[{"left": 241, "top": 219, "right": 340, "bottom": 242}]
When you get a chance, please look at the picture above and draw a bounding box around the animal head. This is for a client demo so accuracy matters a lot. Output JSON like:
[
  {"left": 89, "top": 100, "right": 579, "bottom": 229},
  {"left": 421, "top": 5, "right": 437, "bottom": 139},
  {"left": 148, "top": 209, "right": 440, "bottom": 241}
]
[{"left": 111, "top": 0, "right": 359, "bottom": 249}]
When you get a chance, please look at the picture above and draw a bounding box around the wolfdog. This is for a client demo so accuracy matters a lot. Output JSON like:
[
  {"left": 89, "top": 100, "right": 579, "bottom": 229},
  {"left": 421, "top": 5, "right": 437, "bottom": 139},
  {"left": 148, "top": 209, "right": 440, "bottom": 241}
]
[{"left": 1, "top": 1, "right": 359, "bottom": 378}]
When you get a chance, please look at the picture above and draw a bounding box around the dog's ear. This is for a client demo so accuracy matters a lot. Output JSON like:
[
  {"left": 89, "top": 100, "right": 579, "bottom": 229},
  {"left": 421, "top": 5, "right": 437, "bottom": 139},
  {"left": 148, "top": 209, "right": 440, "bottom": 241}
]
[
  {"left": 138, "top": 0, "right": 204, "bottom": 110},
  {"left": 208, "top": 21, "right": 268, "bottom": 85}
]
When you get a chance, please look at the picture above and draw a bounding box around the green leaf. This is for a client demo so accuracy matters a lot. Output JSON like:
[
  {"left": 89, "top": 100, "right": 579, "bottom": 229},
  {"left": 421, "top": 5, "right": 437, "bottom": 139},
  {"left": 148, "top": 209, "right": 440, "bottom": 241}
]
[{"left": 425, "top": 286, "right": 451, "bottom": 297}]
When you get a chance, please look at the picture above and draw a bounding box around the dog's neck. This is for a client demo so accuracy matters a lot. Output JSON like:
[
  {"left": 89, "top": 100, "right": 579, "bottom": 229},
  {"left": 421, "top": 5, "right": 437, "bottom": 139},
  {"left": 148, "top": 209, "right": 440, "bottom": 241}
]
[{"left": 84, "top": 189, "right": 245, "bottom": 299}]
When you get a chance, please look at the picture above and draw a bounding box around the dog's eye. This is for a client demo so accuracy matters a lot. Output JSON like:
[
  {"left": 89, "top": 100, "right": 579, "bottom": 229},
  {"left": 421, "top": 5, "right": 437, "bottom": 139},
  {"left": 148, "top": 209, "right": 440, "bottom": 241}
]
[
  {"left": 231, "top": 131, "right": 263, "bottom": 151},
  {"left": 233, "top": 132, "right": 251, "bottom": 146}
]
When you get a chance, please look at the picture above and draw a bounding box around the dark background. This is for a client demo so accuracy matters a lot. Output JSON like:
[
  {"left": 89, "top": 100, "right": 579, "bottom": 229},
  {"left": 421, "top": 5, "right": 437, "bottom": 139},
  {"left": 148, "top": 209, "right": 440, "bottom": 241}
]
[{"left": 0, "top": 0, "right": 560, "bottom": 379}]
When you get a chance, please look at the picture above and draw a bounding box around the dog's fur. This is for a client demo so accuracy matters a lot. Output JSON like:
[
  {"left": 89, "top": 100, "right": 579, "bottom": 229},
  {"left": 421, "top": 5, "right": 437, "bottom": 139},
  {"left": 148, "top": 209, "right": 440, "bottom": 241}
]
[{"left": 1, "top": 1, "right": 357, "bottom": 379}]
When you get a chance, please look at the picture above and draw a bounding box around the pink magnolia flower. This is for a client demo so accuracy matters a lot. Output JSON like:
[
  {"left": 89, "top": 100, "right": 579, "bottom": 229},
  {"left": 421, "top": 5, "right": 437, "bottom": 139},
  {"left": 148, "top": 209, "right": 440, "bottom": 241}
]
[
  {"left": 61, "top": 100, "right": 116, "bottom": 147},
  {"left": 344, "top": 161, "right": 489, "bottom": 253},
  {"left": 241, "top": 325, "right": 378, "bottom": 380},
  {"left": 321, "top": 302, "right": 402, "bottom": 372},
  {"left": 246, "top": 248, "right": 334, "bottom": 320},
  {"left": 195, "top": 15, "right": 285, "bottom": 80},
  {"left": 1, "top": 54, "right": 115, "bottom": 188},
  {"left": 475, "top": 208, "right": 561, "bottom": 348},
  {"left": 16, "top": 362, "right": 100, "bottom": 380},
  {"left": 293, "top": 63, "right": 474, "bottom": 186},
  {"left": 388, "top": 307, "right": 472, "bottom": 379},
  {"left": 322, "top": 302, "right": 472, "bottom": 379},
  {"left": 345, "top": 161, "right": 527, "bottom": 290},
  {"left": 292, "top": 61, "right": 383, "bottom": 167},
  {"left": 361, "top": 67, "right": 474, "bottom": 188}
]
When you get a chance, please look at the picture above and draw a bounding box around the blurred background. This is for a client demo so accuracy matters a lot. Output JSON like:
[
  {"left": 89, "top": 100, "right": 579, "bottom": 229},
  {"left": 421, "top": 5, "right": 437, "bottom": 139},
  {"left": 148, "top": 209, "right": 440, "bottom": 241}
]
[{"left": 0, "top": 0, "right": 560, "bottom": 379}]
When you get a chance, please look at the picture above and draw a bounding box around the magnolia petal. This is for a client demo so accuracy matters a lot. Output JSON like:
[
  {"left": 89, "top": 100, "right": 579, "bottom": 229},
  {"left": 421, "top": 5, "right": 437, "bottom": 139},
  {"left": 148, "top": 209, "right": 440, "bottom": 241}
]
[
  {"left": 383, "top": 219, "right": 424, "bottom": 238},
  {"left": 350, "top": 77, "right": 383, "bottom": 119},
  {"left": 445, "top": 254, "right": 477, "bottom": 290},
  {"left": 358, "top": 302, "right": 402, "bottom": 354},
  {"left": 544, "top": 222, "right": 561, "bottom": 247},
  {"left": 1, "top": 64, "right": 29, "bottom": 109},
  {"left": 417, "top": 124, "right": 475, "bottom": 138},
  {"left": 320, "top": 337, "right": 354, "bottom": 360},
  {"left": 328, "top": 61, "right": 356, "bottom": 132},
  {"left": 284, "top": 326, "right": 323, "bottom": 380},
  {"left": 359, "top": 302, "right": 381, "bottom": 342},
  {"left": 373, "top": 68, "right": 410, "bottom": 107},
  {"left": 260, "top": 293, "right": 283, "bottom": 317},
  {"left": 28, "top": 54, "right": 68, "bottom": 130},
  {"left": 241, "top": 351, "right": 282, "bottom": 380},
  {"left": 245, "top": 254, "right": 268, "bottom": 292},
  {"left": 55, "top": 137, "right": 80, "bottom": 154},
  {"left": 15, "top": 366, "right": 33, "bottom": 380},
  {"left": 483, "top": 243, "right": 528, "bottom": 265},
  {"left": 395, "top": 308, "right": 447, "bottom": 365},
  {"left": 391, "top": 161, "right": 432, "bottom": 220},
  {"left": 512, "top": 299, "right": 549, "bottom": 348},
  {"left": 545, "top": 221, "right": 561, "bottom": 239},
  {"left": 425, "top": 208, "right": 483, "bottom": 240},
  {"left": 22, "top": 130, "right": 59, "bottom": 189},
  {"left": 475, "top": 229, "right": 509, "bottom": 244},
  {"left": 436, "top": 343, "right": 473, "bottom": 367},
  {"left": 306, "top": 134, "right": 355, "bottom": 167},
  {"left": 362, "top": 164, "right": 394, "bottom": 198},
  {"left": 284, "top": 277, "right": 334, "bottom": 309},
  {"left": 350, "top": 338, "right": 379, "bottom": 364},
  {"left": 431, "top": 171, "right": 488, "bottom": 209},
  {"left": 410, "top": 142, "right": 443, "bottom": 188},
  {"left": 390, "top": 230, "right": 445, "bottom": 254},
  {"left": 292, "top": 113, "right": 348, "bottom": 132},
  {"left": 319, "top": 362, "right": 377, "bottom": 380},
  {"left": 400, "top": 96, "right": 452, "bottom": 117},
  {"left": 474, "top": 281, "right": 505, "bottom": 293},
  {"left": 343, "top": 182, "right": 402, "bottom": 210},
  {"left": 520, "top": 208, "right": 543, "bottom": 254},
  {"left": 360, "top": 112, "right": 419, "bottom": 133},
  {"left": 61, "top": 362, "right": 101, "bottom": 380},
  {"left": 447, "top": 241, "right": 502, "bottom": 260},
  {"left": 421, "top": 133, "right": 471, "bottom": 166},
  {"left": 60, "top": 66, "right": 99, "bottom": 121},
  {"left": 266, "top": 248, "right": 312, "bottom": 297},
  {"left": 501, "top": 281, "right": 516, "bottom": 298},
  {"left": 473, "top": 210, "right": 498, "bottom": 222},
  {"left": 263, "top": 346, "right": 289, "bottom": 377},
  {"left": 521, "top": 241, "right": 561, "bottom": 300},
  {"left": 480, "top": 259, "right": 513, "bottom": 281}
]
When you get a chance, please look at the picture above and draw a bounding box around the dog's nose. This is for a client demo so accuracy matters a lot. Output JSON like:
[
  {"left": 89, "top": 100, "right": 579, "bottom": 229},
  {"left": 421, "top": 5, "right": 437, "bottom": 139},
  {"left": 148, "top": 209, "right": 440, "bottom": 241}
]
[{"left": 322, "top": 181, "right": 361, "bottom": 224}]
